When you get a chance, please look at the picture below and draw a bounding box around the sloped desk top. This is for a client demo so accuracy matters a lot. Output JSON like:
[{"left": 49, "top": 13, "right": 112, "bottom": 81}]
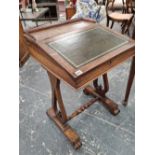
[
  {"left": 25, "top": 18, "right": 135, "bottom": 89},
  {"left": 48, "top": 27, "right": 129, "bottom": 68}
]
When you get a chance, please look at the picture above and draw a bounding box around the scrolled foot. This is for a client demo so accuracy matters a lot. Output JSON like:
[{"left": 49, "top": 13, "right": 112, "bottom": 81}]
[
  {"left": 64, "top": 126, "right": 82, "bottom": 149},
  {"left": 110, "top": 108, "right": 120, "bottom": 116},
  {"left": 73, "top": 141, "right": 82, "bottom": 150}
]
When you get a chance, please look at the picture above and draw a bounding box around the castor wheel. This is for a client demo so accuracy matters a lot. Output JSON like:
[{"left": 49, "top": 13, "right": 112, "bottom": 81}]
[
  {"left": 73, "top": 141, "right": 82, "bottom": 150},
  {"left": 83, "top": 88, "right": 90, "bottom": 95}
]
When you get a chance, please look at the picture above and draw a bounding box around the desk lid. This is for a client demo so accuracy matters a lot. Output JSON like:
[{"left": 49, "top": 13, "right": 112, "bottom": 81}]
[
  {"left": 48, "top": 27, "right": 128, "bottom": 68},
  {"left": 25, "top": 19, "right": 135, "bottom": 79}
]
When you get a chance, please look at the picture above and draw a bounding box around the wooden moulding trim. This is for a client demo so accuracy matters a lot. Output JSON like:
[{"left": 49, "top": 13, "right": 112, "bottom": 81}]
[
  {"left": 99, "top": 24, "right": 134, "bottom": 42},
  {"left": 42, "top": 24, "right": 96, "bottom": 43},
  {"left": 35, "top": 23, "right": 96, "bottom": 44},
  {"left": 24, "top": 33, "right": 37, "bottom": 42},
  {"left": 19, "top": 52, "right": 30, "bottom": 67},
  {"left": 26, "top": 18, "right": 96, "bottom": 34},
  {"left": 81, "top": 18, "right": 96, "bottom": 23},
  {"left": 75, "top": 49, "right": 135, "bottom": 89}
]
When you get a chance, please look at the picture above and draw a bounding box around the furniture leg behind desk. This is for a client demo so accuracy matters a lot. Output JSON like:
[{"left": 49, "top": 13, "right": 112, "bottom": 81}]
[{"left": 123, "top": 57, "right": 135, "bottom": 105}]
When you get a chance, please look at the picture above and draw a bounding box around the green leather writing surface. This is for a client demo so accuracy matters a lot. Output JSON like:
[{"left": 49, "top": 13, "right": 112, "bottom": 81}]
[{"left": 48, "top": 28, "right": 128, "bottom": 68}]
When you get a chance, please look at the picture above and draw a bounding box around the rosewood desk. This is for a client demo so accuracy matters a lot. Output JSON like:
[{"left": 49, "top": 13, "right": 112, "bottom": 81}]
[{"left": 25, "top": 18, "right": 135, "bottom": 149}]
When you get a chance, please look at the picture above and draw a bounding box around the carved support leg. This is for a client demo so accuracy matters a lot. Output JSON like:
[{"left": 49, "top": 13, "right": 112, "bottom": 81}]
[
  {"left": 102, "top": 73, "right": 109, "bottom": 94},
  {"left": 92, "top": 74, "right": 109, "bottom": 95},
  {"left": 123, "top": 57, "right": 135, "bottom": 106},
  {"left": 46, "top": 71, "right": 82, "bottom": 149},
  {"left": 47, "top": 73, "right": 57, "bottom": 113},
  {"left": 47, "top": 71, "right": 68, "bottom": 122},
  {"left": 83, "top": 73, "right": 120, "bottom": 115},
  {"left": 93, "top": 78, "right": 102, "bottom": 93},
  {"left": 84, "top": 85, "right": 120, "bottom": 115}
]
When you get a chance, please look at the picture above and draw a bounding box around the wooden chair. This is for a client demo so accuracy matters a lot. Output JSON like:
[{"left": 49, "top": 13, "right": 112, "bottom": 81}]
[
  {"left": 122, "top": 0, "right": 135, "bottom": 13},
  {"left": 107, "top": 0, "right": 124, "bottom": 10},
  {"left": 19, "top": 19, "right": 30, "bottom": 67},
  {"left": 106, "top": 0, "right": 134, "bottom": 34}
]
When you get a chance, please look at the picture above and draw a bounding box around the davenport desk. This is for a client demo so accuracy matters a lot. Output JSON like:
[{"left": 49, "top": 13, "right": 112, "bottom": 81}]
[{"left": 24, "top": 18, "right": 135, "bottom": 149}]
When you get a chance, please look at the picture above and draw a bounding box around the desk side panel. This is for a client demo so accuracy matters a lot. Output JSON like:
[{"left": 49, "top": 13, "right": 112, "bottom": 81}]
[{"left": 26, "top": 39, "right": 78, "bottom": 89}]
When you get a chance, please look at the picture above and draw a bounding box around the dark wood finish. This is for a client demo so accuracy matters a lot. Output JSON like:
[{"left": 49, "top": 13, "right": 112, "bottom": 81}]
[
  {"left": 123, "top": 56, "right": 135, "bottom": 106},
  {"left": 36, "top": 1, "right": 59, "bottom": 20},
  {"left": 46, "top": 71, "right": 82, "bottom": 149},
  {"left": 106, "top": 0, "right": 134, "bottom": 34},
  {"left": 84, "top": 73, "right": 119, "bottom": 115},
  {"left": 123, "top": 0, "right": 135, "bottom": 13},
  {"left": 24, "top": 19, "right": 135, "bottom": 149},
  {"left": 84, "top": 85, "right": 120, "bottom": 115},
  {"left": 67, "top": 97, "right": 99, "bottom": 121},
  {"left": 19, "top": 19, "right": 30, "bottom": 67},
  {"left": 66, "top": 6, "right": 76, "bottom": 20},
  {"left": 123, "top": 23, "right": 135, "bottom": 105},
  {"left": 102, "top": 74, "right": 109, "bottom": 93}
]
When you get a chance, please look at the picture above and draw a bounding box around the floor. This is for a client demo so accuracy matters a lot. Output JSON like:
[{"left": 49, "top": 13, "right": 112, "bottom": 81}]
[{"left": 19, "top": 8, "right": 135, "bottom": 155}]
